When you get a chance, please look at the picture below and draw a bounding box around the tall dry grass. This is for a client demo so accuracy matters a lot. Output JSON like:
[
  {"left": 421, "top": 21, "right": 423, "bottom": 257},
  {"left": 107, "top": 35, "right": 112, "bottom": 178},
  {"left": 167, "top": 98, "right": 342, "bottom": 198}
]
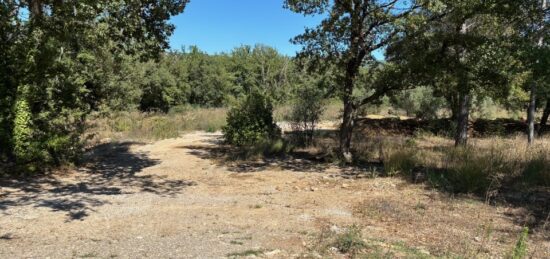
[
  {"left": 367, "top": 134, "right": 550, "bottom": 192},
  {"left": 88, "top": 108, "right": 227, "bottom": 143}
]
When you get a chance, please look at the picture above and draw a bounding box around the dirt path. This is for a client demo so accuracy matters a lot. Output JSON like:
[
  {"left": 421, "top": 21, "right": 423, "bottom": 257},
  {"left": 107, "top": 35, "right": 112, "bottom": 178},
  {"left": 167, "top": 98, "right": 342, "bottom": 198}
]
[{"left": 1, "top": 132, "right": 548, "bottom": 258}]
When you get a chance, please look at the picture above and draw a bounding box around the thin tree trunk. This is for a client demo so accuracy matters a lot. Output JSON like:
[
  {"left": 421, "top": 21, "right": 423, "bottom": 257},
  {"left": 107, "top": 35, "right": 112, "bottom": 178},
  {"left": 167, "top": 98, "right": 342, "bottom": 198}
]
[
  {"left": 538, "top": 99, "right": 550, "bottom": 135},
  {"left": 528, "top": 0, "right": 547, "bottom": 144},
  {"left": 527, "top": 83, "right": 536, "bottom": 145},
  {"left": 455, "top": 92, "right": 470, "bottom": 146},
  {"left": 454, "top": 21, "right": 471, "bottom": 147}
]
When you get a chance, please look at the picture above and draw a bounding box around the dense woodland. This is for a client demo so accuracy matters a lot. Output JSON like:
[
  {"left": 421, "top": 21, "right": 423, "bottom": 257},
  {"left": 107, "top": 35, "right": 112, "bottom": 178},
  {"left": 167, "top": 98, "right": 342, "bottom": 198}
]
[{"left": 0, "top": 0, "right": 549, "bottom": 172}]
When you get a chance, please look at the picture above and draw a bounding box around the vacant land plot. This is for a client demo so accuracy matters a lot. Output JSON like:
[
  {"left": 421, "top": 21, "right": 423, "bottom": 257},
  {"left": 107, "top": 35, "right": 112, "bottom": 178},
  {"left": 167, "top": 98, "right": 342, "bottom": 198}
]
[{"left": 1, "top": 132, "right": 548, "bottom": 258}]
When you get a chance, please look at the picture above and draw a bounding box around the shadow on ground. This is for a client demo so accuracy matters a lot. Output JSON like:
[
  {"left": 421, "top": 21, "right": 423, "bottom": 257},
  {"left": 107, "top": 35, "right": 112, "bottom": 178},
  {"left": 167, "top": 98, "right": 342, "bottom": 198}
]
[
  {"left": 183, "top": 133, "right": 549, "bottom": 233},
  {"left": 0, "top": 142, "right": 195, "bottom": 221}
]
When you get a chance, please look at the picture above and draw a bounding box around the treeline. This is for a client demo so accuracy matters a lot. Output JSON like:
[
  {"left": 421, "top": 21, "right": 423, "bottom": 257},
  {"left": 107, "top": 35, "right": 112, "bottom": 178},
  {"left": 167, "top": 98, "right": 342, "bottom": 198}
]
[
  {"left": 2, "top": 0, "right": 549, "bottom": 171},
  {"left": 103, "top": 45, "right": 322, "bottom": 113}
]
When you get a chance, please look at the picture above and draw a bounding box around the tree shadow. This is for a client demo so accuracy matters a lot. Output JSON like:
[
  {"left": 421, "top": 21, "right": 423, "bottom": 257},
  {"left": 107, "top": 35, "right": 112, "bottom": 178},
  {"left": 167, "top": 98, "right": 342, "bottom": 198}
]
[
  {"left": 0, "top": 142, "right": 196, "bottom": 221},
  {"left": 185, "top": 144, "right": 333, "bottom": 173},
  {"left": 184, "top": 132, "right": 549, "bottom": 232}
]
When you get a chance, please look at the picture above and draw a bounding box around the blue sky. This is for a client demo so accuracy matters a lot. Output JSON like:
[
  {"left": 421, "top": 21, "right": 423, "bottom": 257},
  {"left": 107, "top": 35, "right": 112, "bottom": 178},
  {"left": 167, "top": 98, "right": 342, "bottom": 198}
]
[{"left": 169, "top": 0, "right": 323, "bottom": 56}]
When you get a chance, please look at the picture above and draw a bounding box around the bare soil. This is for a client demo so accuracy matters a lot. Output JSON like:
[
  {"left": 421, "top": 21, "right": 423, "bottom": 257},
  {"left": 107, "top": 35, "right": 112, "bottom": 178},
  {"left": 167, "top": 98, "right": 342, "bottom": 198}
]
[{"left": 1, "top": 132, "right": 549, "bottom": 258}]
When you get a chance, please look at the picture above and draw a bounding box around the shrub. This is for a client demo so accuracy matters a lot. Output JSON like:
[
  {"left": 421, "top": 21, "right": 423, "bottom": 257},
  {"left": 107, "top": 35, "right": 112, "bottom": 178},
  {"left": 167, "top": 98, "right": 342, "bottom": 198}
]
[
  {"left": 441, "top": 146, "right": 508, "bottom": 195},
  {"left": 288, "top": 87, "right": 325, "bottom": 146},
  {"left": 223, "top": 92, "right": 281, "bottom": 146},
  {"left": 333, "top": 225, "right": 366, "bottom": 256},
  {"left": 383, "top": 148, "right": 418, "bottom": 176}
]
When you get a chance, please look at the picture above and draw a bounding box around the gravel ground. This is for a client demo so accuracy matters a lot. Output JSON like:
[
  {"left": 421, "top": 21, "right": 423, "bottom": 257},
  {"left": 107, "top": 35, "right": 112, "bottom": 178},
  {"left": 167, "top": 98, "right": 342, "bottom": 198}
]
[{"left": 1, "top": 132, "right": 548, "bottom": 258}]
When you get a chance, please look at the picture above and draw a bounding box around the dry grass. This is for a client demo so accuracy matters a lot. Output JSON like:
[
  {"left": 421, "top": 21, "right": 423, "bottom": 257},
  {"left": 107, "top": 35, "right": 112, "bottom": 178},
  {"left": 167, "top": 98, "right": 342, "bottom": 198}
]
[
  {"left": 87, "top": 108, "right": 227, "bottom": 143},
  {"left": 342, "top": 129, "right": 550, "bottom": 191},
  {"left": 275, "top": 100, "right": 343, "bottom": 122}
]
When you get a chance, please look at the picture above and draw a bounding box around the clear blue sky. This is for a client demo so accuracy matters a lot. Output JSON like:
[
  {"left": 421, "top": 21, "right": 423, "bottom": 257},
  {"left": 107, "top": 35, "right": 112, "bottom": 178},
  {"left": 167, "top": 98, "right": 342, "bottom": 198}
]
[{"left": 169, "top": 0, "right": 323, "bottom": 56}]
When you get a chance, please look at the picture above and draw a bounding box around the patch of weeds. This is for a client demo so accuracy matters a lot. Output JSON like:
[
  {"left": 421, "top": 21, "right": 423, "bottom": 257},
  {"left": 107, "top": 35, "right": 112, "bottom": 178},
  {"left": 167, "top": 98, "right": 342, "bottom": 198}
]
[
  {"left": 227, "top": 249, "right": 264, "bottom": 258},
  {"left": 230, "top": 240, "right": 244, "bottom": 245},
  {"left": 430, "top": 146, "right": 508, "bottom": 195},
  {"left": 391, "top": 241, "right": 432, "bottom": 258},
  {"left": 382, "top": 147, "right": 418, "bottom": 177},
  {"left": 353, "top": 199, "right": 401, "bottom": 220},
  {"left": 510, "top": 227, "right": 529, "bottom": 259},
  {"left": 414, "top": 202, "right": 428, "bottom": 211},
  {"left": 79, "top": 252, "right": 98, "bottom": 258},
  {"left": 249, "top": 204, "right": 263, "bottom": 209},
  {"left": 332, "top": 225, "right": 367, "bottom": 256}
]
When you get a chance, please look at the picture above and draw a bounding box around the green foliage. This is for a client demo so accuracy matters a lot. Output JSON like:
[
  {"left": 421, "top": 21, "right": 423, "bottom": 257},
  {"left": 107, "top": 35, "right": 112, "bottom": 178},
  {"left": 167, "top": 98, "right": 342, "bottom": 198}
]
[
  {"left": 223, "top": 93, "right": 281, "bottom": 146},
  {"left": 390, "top": 86, "right": 446, "bottom": 120},
  {"left": 333, "top": 225, "right": 367, "bottom": 255},
  {"left": 12, "top": 98, "right": 36, "bottom": 164},
  {"left": 288, "top": 86, "right": 325, "bottom": 146},
  {"left": 510, "top": 227, "right": 529, "bottom": 259},
  {"left": 0, "top": 0, "right": 188, "bottom": 171}
]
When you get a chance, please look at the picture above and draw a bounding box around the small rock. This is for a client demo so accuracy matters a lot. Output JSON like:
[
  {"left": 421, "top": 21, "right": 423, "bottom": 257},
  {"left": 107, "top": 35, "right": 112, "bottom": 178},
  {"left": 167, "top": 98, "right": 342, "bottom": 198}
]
[
  {"left": 309, "top": 187, "right": 317, "bottom": 192},
  {"left": 342, "top": 183, "right": 349, "bottom": 188}
]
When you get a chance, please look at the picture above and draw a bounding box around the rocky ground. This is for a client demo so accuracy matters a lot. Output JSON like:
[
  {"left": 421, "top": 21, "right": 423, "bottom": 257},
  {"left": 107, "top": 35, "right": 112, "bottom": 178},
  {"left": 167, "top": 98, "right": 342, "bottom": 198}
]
[{"left": 1, "top": 132, "right": 548, "bottom": 258}]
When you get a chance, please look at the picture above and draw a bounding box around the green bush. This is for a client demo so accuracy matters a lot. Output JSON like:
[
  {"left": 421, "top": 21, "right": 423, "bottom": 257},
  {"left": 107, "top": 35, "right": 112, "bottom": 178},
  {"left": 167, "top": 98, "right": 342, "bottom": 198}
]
[
  {"left": 223, "top": 92, "right": 281, "bottom": 146},
  {"left": 333, "top": 225, "right": 366, "bottom": 255}
]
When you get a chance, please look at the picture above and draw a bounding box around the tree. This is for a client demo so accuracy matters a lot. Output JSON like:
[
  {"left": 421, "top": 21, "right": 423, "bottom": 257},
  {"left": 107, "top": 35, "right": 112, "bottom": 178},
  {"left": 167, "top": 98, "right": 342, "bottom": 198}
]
[
  {"left": 518, "top": 0, "right": 549, "bottom": 144},
  {"left": 285, "top": 0, "right": 419, "bottom": 161},
  {"left": 387, "top": 0, "right": 523, "bottom": 146},
  {"left": 229, "top": 45, "right": 294, "bottom": 103},
  {"left": 1, "top": 0, "right": 188, "bottom": 169}
]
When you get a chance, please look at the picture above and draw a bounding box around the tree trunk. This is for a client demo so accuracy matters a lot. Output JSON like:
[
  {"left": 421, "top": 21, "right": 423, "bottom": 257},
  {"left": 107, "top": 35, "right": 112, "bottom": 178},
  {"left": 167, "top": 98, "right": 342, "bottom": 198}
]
[
  {"left": 446, "top": 94, "right": 459, "bottom": 121},
  {"left": 538, "top": 100, "right": 550, "bottom": 135},
  {"left": 340, "top": 82, "right": 355, "bottom": 163},
  {"left": 29, "top": 0, "right": 43, "bottom": 18},
  {"left": 455, "top": 92, "right": 470, "bottom": 146},
  {"left": 528, "top": 0, "right": 547, "bottom": 144},
  {"left": 527, "top": 83, "right": 536, "bottom": 145}
]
